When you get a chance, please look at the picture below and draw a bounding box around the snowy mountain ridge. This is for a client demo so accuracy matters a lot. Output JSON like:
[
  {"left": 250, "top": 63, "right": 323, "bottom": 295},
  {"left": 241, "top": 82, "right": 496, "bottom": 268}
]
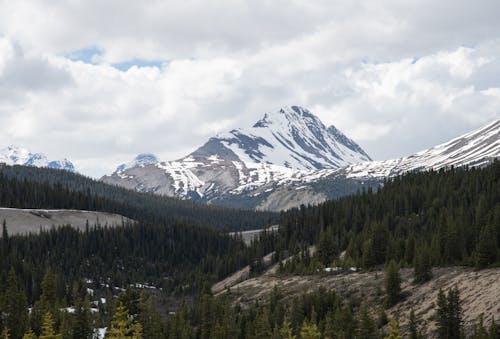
[
  {"left": 190, "top": 105, "right": 371, "bottom": 170},
  {"left": 101, "top": 108, "right": 500, "bottom": 211},
  {"left": 0, "top": 145, "right": 75, "bottom": 171},
  {"left": 102, "top": 106, "right": 371, "bottom": 200}
]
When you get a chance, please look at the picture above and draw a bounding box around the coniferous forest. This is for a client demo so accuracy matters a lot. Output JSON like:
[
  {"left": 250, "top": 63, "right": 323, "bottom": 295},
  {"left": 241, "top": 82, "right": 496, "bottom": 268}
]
[{"left": 0, "top": 162, "right": 499, "bottom": 338}]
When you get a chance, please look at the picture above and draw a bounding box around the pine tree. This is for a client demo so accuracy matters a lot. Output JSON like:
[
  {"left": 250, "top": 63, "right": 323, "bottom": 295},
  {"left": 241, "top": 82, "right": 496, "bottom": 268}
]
[
  {"left": 22, "top": 329, "right": 37, "bottom": 339},
  {"left": 408, "top": 310, "right": 421, "bottom": 339},
  {"left": 72, "top": 294, "right": 92, "bottom": 339},
  {"left": 384, "top": 320, "right": 401, "bottom": 339},
  {"left": 317, "top": 230, "right": 336, "bottom": 266},
  {"left": 476, "top": 224, "right": 497, "bottom": 268},
  {"left": 385, "top": 260, "right": 401, "bottom": 308},
  {"left": 254, "top": 310, "right": 272, "bottom": 339},
  {"left": 299, "top": 319, "right": 321, "bottom": 339},
  {"left": 436, "top": 287, "right": 463, "bottom": 339},
  {"left": 106, "top": 302, "right": 142, "bottom": 339},
  {"left": 4, "top": 268, "right": 29, "bottom": 339},
  {"left": 413, "top": 245, "right": 432, "bottom": 283},
  {"left": 357, "top": 304, "right": 377, "bottom": 339},
  {"left": 404, "top": 235, "right": 416, "bottom": 265},
  {"left": 472, "top": 314, "right": 489, "bottom": 339},
  {"left": 279, "top": 319, "right": 296, "bottom": 339},
  {"left": 40, "top": 312, "right": 62, "bottom": 339}
]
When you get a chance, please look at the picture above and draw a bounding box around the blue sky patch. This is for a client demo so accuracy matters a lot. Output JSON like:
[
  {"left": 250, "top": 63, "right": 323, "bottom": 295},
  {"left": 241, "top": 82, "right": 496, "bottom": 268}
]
[
  {"left": 66, "top": 47, "right": 103, "bottom": 64},
  {"left": 111, "top": 60, "right": 164, "bottom": 71}
]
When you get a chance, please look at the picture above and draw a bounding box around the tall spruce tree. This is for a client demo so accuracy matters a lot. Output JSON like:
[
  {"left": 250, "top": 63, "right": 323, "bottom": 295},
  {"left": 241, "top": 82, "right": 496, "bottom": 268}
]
[
  {"left": 436, "top": 287, "right": 463, "bottom": 339},
  {"left": 385, "top": 260, "right": 401, "bottom": 308},
  {"left": 413, "top": 245, "right": 432, "bottom": 283},
  {"left": 4, "top": 268, "right": 28, "bottom": 339}
]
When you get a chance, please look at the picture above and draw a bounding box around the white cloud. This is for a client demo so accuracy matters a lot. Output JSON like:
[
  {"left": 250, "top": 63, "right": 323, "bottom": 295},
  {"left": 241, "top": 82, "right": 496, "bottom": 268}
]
[{"left": 0, "top": 1, "right": 499, "bottom": 176}]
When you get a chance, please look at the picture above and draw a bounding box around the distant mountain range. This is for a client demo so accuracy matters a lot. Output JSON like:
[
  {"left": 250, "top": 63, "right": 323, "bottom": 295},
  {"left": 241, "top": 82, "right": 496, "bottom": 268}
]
[
  {"left": 0, "top": 145, "right": 75, "bottom": 171},
  {"left": 101, "top": 106, "right": 500, "bottom": 210}
]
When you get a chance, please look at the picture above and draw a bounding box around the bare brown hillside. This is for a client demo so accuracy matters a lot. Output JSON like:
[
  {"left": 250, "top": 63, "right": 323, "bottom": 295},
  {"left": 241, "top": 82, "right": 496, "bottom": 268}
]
[{"left": 216, "top": 267, "right": 500, "bottom": 336}]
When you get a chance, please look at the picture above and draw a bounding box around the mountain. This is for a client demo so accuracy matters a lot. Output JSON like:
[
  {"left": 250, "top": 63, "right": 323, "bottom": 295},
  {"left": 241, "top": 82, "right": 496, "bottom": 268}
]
[
  {"left": 0, "top": 145, "right": 75, "bottom": 171},
  {"left": 101, "top": 108, "right": 500, "bottom": 211},
  {"left": 101, "top": 106, "right": 371, "bottom": 203},
  {"left": 190, "top": 105, "right": 371, "bottom": 170},
  {"left": 254, "top": 118, "right": 500, "bottom": 210}
]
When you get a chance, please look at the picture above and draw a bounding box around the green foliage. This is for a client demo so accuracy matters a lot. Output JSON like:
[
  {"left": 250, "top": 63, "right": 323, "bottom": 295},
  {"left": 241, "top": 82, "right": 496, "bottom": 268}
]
[
  {"left": 0, "top": 164, "right": 277, "bottom": 231},
  {"left": 106, "top": 303, "right": 142, "bottom": 339},
  {"left": 277, "top": 162, "right": 500, "bottom": 274},
  {"left": 384, "top": 320, "right": 401, "bottom": 339},
  {"left": 299, "top": 319, "right": 321, "bottom": 339},
  {"left": 40, "top": 312, "right": 62, "bottom": 339},
  {"left": 476, "top": 223, "right": 497, "bottom": 268},
  {"left": 21, "top": 329, "right": 37, "bottom": 339},
  {"left": 408, "top": 310, "right": 422, "bottom": 339},
  {"left": 357, "top": 304, "right": 378, "bottom": 339},
  {"left": 4, "top": 268, "right": 29, "bottom": 339},
  {"left": 413, "top": 244, "right": 432, "bottom": 283},
  {"left": 280, "top": 319, "right": 295, "bottom": 339},
  {"left": 384, "top": 260, "right": 401, "bottom": 308},
  {"left": 436, "top": 287, "right": 463, "bottom": 339}
]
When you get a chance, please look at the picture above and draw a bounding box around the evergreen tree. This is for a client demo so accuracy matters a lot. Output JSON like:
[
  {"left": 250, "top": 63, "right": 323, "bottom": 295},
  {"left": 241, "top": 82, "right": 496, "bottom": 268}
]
[
  {"left": 413, "top": 245, "right": 432, "bottom": 283},
  {"left": 21, "top": 329, "right": 37, "bottom": 339},
  {"left": 299, "top": 319, "right": 321, "bottom": 339},
  {"left": 357, "top": 305, "right": 377, "bottom": 339},
  {"left": 40, "top": 312, "right": 62, "bottom": 339},
  {"left": 106, "top": 303, "right": 142, "bottom": 339},
  {"left": 476, "top": 224, "right": 497, "bottom": 268},
  {"left": 317, "top": 230, "right": 336, "bottom": 266},
  {"left": 408, "top": 310, "right": 421, "bottom": 339},
  {"left": 280, "top": 318, "right": 295, "bottom": 339},
  {"left": 384, "top": 320, "right": 401, "bottom": 339},
  {"left": 436, "top": 287, "right": 463, "bottom": 339},
  {"left": 72, "top": 294, "right": 92, "bottom": 339},
  {"left": 472, "top": 314, "right": 489, "bottom": 339},
  {"left": 404, "top": 235, "right": 416, "bottom": 265},
  {"left": 254, "top": 310, "right": 272, "bottom": 339},
  {"left": 4, "top": 268, "right": 29, "bottom": 339},
  {"left": 384, "top": 260, "right": 401, "bottom": 308}
]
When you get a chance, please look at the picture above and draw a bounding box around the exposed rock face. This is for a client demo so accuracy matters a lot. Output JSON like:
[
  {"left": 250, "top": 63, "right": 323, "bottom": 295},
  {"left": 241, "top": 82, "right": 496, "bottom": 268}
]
[{"left": 102, "top": 108, "right": 500, "bottom": 211}]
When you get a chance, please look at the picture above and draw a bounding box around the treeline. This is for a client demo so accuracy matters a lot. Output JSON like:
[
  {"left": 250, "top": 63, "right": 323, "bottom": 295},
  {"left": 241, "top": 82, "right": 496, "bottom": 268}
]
[
  {"left": 275, "top": 161, "right": 500, "bottom": 273},
  {"left": 0, "top": 220, "right": 260, "bottom": 302},
  {"left": 0, "top": 164, "right": 277, "bottom": 231}
]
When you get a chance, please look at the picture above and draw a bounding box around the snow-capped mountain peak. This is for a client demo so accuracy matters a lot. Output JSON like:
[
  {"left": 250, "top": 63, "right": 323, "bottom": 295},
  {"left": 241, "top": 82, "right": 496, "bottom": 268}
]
[
  {"left": 190, "top": 105, "right": 371, "bottom": 170},
  {"left": 0, "top": 145, "right": 75, "bottom": 171},
  {"left": 116, "top": 153, "right": 159, "bottom": 172}
]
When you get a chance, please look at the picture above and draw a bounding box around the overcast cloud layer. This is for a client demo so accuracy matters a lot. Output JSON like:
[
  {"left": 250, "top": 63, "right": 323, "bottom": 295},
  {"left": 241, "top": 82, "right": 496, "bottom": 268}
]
[{"left": 1, "top": 0, "right": 499, "bottom": 177}]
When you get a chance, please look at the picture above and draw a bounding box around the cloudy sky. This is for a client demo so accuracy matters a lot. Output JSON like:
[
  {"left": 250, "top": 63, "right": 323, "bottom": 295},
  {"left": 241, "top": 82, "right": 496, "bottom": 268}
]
[{"left": 1, "top": 0, "right": 499, "bottom": 177}]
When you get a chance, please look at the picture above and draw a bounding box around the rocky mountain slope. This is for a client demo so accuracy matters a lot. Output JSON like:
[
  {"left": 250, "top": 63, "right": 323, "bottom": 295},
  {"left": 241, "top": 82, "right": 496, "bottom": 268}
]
[
  {"left": 101, "top": 106, "right": 371, "bottom": 204},
  {"left": 0, "top": 145, "right": 75, "bottom": 171},
  {"left": 102, "top": 108, "right": 500, "bottom": 211}
]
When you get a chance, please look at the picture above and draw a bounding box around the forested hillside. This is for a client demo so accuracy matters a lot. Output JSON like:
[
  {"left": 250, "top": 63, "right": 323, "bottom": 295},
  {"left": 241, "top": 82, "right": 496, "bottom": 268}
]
[
  {"left": 0, "top": 164, "right": 277, "bottom": 231},
  {"left": 0, "top": 162, "right": 498, "bottom": 338},
  {"left": 275, "top": 161, "right": 500, "bottom": 273}
]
